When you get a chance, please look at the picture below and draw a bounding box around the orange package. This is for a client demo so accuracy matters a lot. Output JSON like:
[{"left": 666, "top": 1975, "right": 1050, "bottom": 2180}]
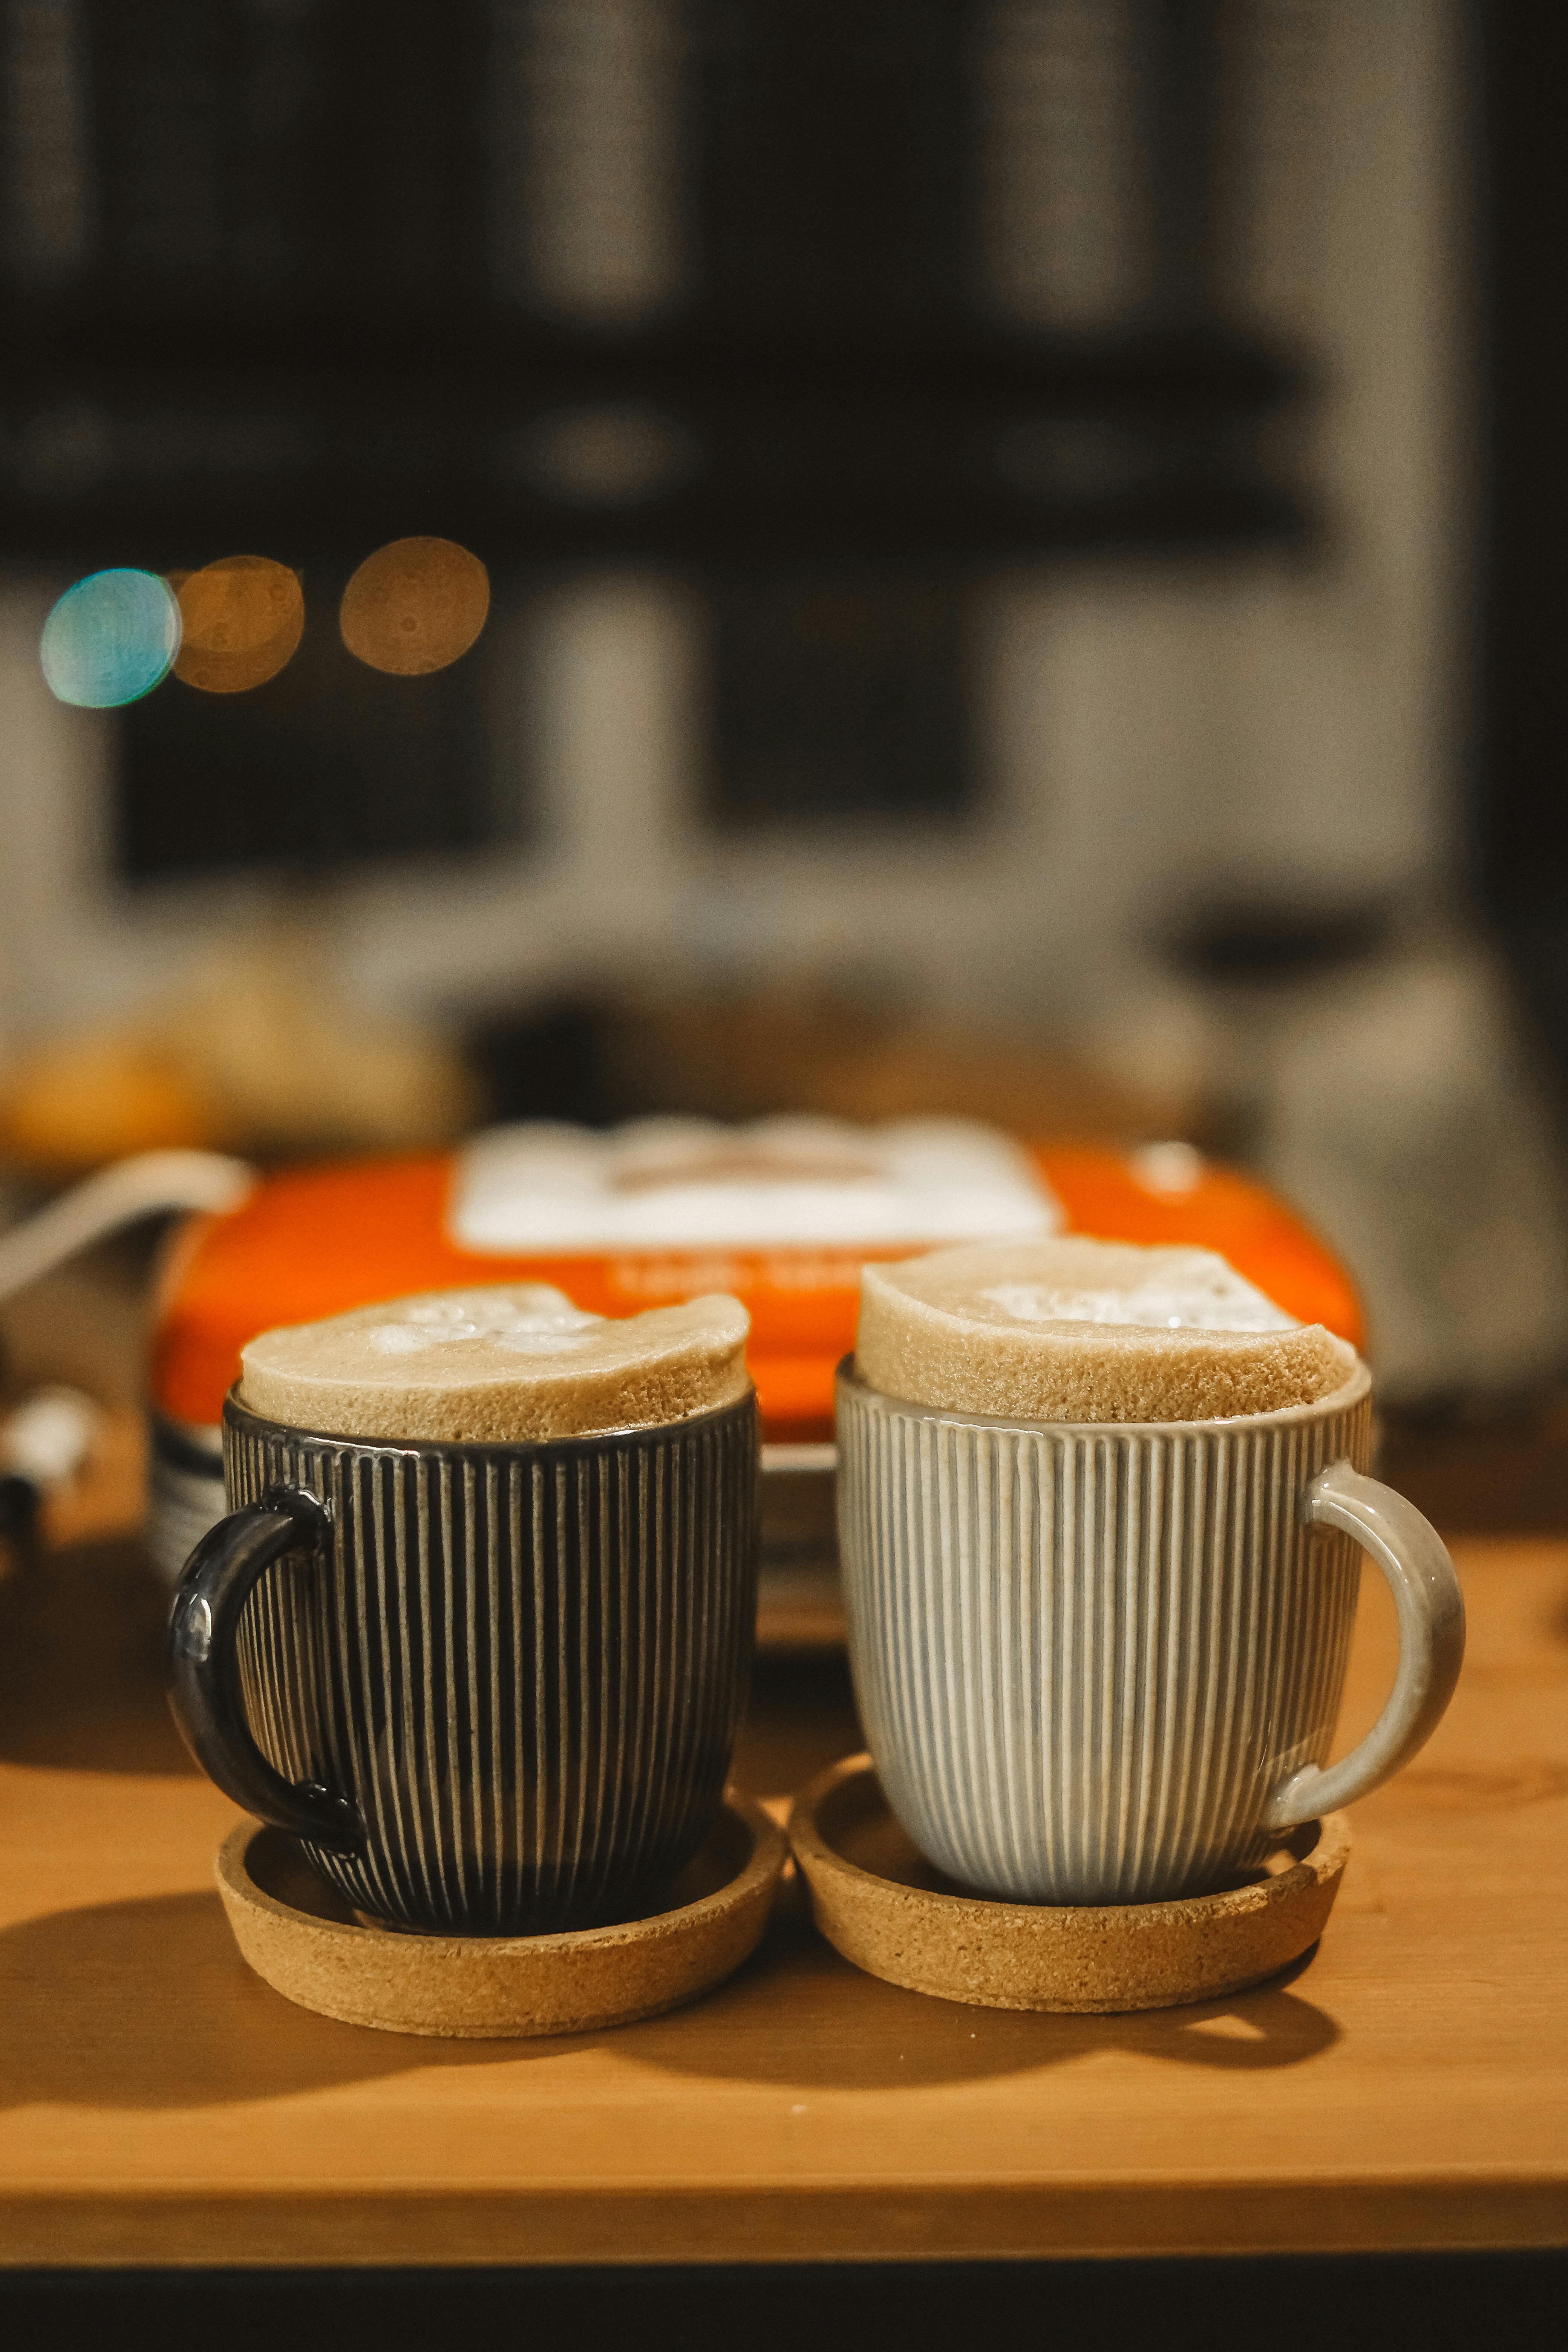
[{"left": 144, "top": 1120, "right": 1360, "bottom": 1585}]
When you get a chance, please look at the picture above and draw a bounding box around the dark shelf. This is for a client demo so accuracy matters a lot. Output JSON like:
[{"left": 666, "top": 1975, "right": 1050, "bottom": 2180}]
[
  {"left": 2, "top": 0, "right": 1317, "bottom": 567},
  {"left": 0, "top": 319, "right": 1313, "bottom": 567}
]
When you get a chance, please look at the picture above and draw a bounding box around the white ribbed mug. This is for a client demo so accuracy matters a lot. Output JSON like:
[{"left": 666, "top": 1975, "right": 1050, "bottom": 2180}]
[{"left": 835, "top": 1358, "right": 1463, "bottom": 1904}]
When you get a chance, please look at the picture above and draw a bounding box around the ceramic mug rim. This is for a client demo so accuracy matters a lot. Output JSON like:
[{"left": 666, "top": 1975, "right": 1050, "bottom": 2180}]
[
  {"left": 835, "top": 1352, "right": 1371, "bottom": 1440},
  {"left": 222, "top": 1381, "right": 758, "bottom": 1465}
]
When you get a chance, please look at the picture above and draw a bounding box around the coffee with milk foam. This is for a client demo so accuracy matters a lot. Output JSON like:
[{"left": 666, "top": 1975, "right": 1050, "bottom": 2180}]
[
  {"left": 240, "top": 1284, "right": 750, "bottom": 1444},
  {"left": 856, "top": 1237, "right": 1356, "bottom": 1424}
]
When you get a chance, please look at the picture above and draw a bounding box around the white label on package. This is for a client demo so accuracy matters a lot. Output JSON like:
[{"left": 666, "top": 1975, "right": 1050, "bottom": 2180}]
[{"left": 449, "top": 1116, "right": 1061, "bottom": 1256}]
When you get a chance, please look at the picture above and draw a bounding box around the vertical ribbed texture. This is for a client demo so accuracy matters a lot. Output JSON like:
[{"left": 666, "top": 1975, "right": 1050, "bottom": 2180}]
[
  {"left": 837, "top": 1378, "right": 1371, "bottom": 1903},
  {"left": 225, "top": 1397, "right": 757, "bottom": 1935}
]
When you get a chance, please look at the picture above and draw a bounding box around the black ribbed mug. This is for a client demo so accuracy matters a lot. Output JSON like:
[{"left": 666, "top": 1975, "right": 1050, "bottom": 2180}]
[{"left": 167, "top": 1387, "right": 759, "bottom": 1934}]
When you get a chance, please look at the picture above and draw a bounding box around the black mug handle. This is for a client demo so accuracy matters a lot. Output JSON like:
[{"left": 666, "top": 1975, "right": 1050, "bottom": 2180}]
[{"left": 167, "top": 1484, "right": 363, "bottom": 1854}]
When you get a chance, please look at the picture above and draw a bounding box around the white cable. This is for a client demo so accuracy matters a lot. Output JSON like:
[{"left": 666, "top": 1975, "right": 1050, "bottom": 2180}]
[{"left": 0, "top": 1150, "right": 256, "bottom": 1305}]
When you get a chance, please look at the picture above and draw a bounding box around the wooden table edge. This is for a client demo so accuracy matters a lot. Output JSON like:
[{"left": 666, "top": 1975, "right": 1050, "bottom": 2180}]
[{"left": 3, "top": 2177, "right": 1565, "bottom": 2268}]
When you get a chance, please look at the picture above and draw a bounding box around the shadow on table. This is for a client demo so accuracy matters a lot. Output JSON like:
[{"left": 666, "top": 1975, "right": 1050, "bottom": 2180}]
[
  {"left": 0, "top": 1890, "right": 555, "bottom": 2113},
  {"left": 616, "top": 1875, "right": 1341, "bottom": 2090},
  {"left": 0, "top": 1538, "right": 198, "bottom": 1776},
  {"left": 0, "top": 1871, "right": 1338, "bottom": 2118}
]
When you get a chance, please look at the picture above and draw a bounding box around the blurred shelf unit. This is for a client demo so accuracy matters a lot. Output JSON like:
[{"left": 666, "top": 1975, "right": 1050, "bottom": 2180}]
[
  {"left": 0, "top": 0, "right": 1315, "bottom": 562},
  {"left": 0, "top": 0, "right": 1333, "bottom": 872},
  {"left": 0, "top": 316, "right": 1308, "bottom": 568}
]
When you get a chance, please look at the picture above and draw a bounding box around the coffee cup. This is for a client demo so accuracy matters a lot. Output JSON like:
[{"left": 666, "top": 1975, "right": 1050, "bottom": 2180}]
[
  {"left": 168, "top": 1286, "right": 758, "bottom": 1935},
  {"left": 835, "top": 1239, "right": 1464, "bottom": 1905}
]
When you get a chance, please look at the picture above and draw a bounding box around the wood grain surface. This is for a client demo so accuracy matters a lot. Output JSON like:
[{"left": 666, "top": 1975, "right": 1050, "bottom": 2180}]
[{"left": 0, "top": 1413, "right": 1565, "bottom": 2266}]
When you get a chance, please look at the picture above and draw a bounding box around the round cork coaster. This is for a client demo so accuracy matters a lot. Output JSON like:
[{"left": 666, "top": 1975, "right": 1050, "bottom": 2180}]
[
  {"left": 787, "top": 1755, "right": 1350, "bottom": 2014},
  {"left": 216, "top": 1792, "right": 787, "bottom": 2038}
]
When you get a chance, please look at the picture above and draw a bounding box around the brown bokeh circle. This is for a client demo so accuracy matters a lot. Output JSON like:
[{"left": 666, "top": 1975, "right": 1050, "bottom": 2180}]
[
  {"left": 338, "top": 537, "right": 490, "bottom": 677},
  {"left": 173, "top": 556, "right": 305, "bottom": 694}
]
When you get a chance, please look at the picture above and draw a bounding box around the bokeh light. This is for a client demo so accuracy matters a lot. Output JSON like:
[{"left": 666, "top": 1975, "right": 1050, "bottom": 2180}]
[
  {"left": 173, "top": 554, "right": 305, "bottom": 694},
  {"left": 338, "top": 536, "right": 490, "bottom": 676},
  {"left": 39, "top": 569, "right": 181, "bottom": 708}
]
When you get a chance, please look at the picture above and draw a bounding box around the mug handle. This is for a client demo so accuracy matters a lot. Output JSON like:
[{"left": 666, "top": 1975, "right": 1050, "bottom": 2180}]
[
  {"left": 1262, "top": 1461, "right": 1465, "bottom": 1831},
  {"left": 167, "top": 1485, "right": 363, "bottom": 1854}
]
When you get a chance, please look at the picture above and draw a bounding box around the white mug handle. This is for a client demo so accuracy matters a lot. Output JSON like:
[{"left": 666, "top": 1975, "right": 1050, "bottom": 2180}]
[{"left": 1263, "top": 1461, "right": 1465, "bottom": 1832}]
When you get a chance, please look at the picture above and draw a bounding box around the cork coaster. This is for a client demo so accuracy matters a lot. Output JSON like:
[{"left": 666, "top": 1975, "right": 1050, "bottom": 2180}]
[
  {"left": 788, "top": 1755, "right": 1350, "bottom": 2014},
  {"left": 216, "top": 1792, "right": 787, "bottom": 2037}
]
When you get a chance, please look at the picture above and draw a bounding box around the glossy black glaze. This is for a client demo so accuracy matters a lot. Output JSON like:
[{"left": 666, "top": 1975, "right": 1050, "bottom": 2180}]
[
  {"left": 167, "top": 1482, "right": 363, "bottom": 1854},
  {"left": 168, "top": 1389, "right": 759, "bottom": 1936}
]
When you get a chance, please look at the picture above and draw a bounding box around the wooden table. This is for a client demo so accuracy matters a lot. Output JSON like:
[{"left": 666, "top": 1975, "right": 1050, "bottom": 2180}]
[{"left": 0, "top": 1418, "right": 1565, "bottom": 2268}]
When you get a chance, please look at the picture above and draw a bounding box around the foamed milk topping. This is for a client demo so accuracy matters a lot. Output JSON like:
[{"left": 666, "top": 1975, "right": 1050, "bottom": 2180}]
[
  {"left": 363, "top": 1290, "right": 602, "bottom": 1357},
  {"left": 855, "top": 1238, "right": 1357, "bottom": 1425},
  {"left": 240, "top": 1284, "right": 750, "bottom": 1444},
  {"left": 976, "top": 1254, "right": 1297, "bottom": 1335}
]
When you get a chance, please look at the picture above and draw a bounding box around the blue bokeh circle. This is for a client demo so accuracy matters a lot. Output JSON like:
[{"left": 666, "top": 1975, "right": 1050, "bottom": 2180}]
[{"left": 40, "top": 568, "right": 182, "bottom": 708}]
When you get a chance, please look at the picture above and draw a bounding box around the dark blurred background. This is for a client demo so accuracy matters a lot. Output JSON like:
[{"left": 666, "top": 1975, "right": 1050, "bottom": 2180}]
[{"left": 2, "top": 0, "right": 1565, "bottom": 1419}]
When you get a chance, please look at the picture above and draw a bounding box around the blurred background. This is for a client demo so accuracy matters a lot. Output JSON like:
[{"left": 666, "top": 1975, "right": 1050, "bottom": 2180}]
[{"left": 1, "top": 0, "right": 1564, "bottom": 1448}]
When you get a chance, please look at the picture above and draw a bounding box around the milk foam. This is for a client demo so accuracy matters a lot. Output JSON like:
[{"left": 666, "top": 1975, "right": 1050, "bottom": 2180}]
[
  {"left": 978, "top": 1254, "right": 1296, "bottom": 1335},
  {"left": 240, "top": 1284, "right": 752, "bottom": 1443},
  {"left": 856, "top": 1238, "right": 1356, "bottom": 1424},
  {"left": 364, "top": 1287, "right": 601, "bottom": 1357}
]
